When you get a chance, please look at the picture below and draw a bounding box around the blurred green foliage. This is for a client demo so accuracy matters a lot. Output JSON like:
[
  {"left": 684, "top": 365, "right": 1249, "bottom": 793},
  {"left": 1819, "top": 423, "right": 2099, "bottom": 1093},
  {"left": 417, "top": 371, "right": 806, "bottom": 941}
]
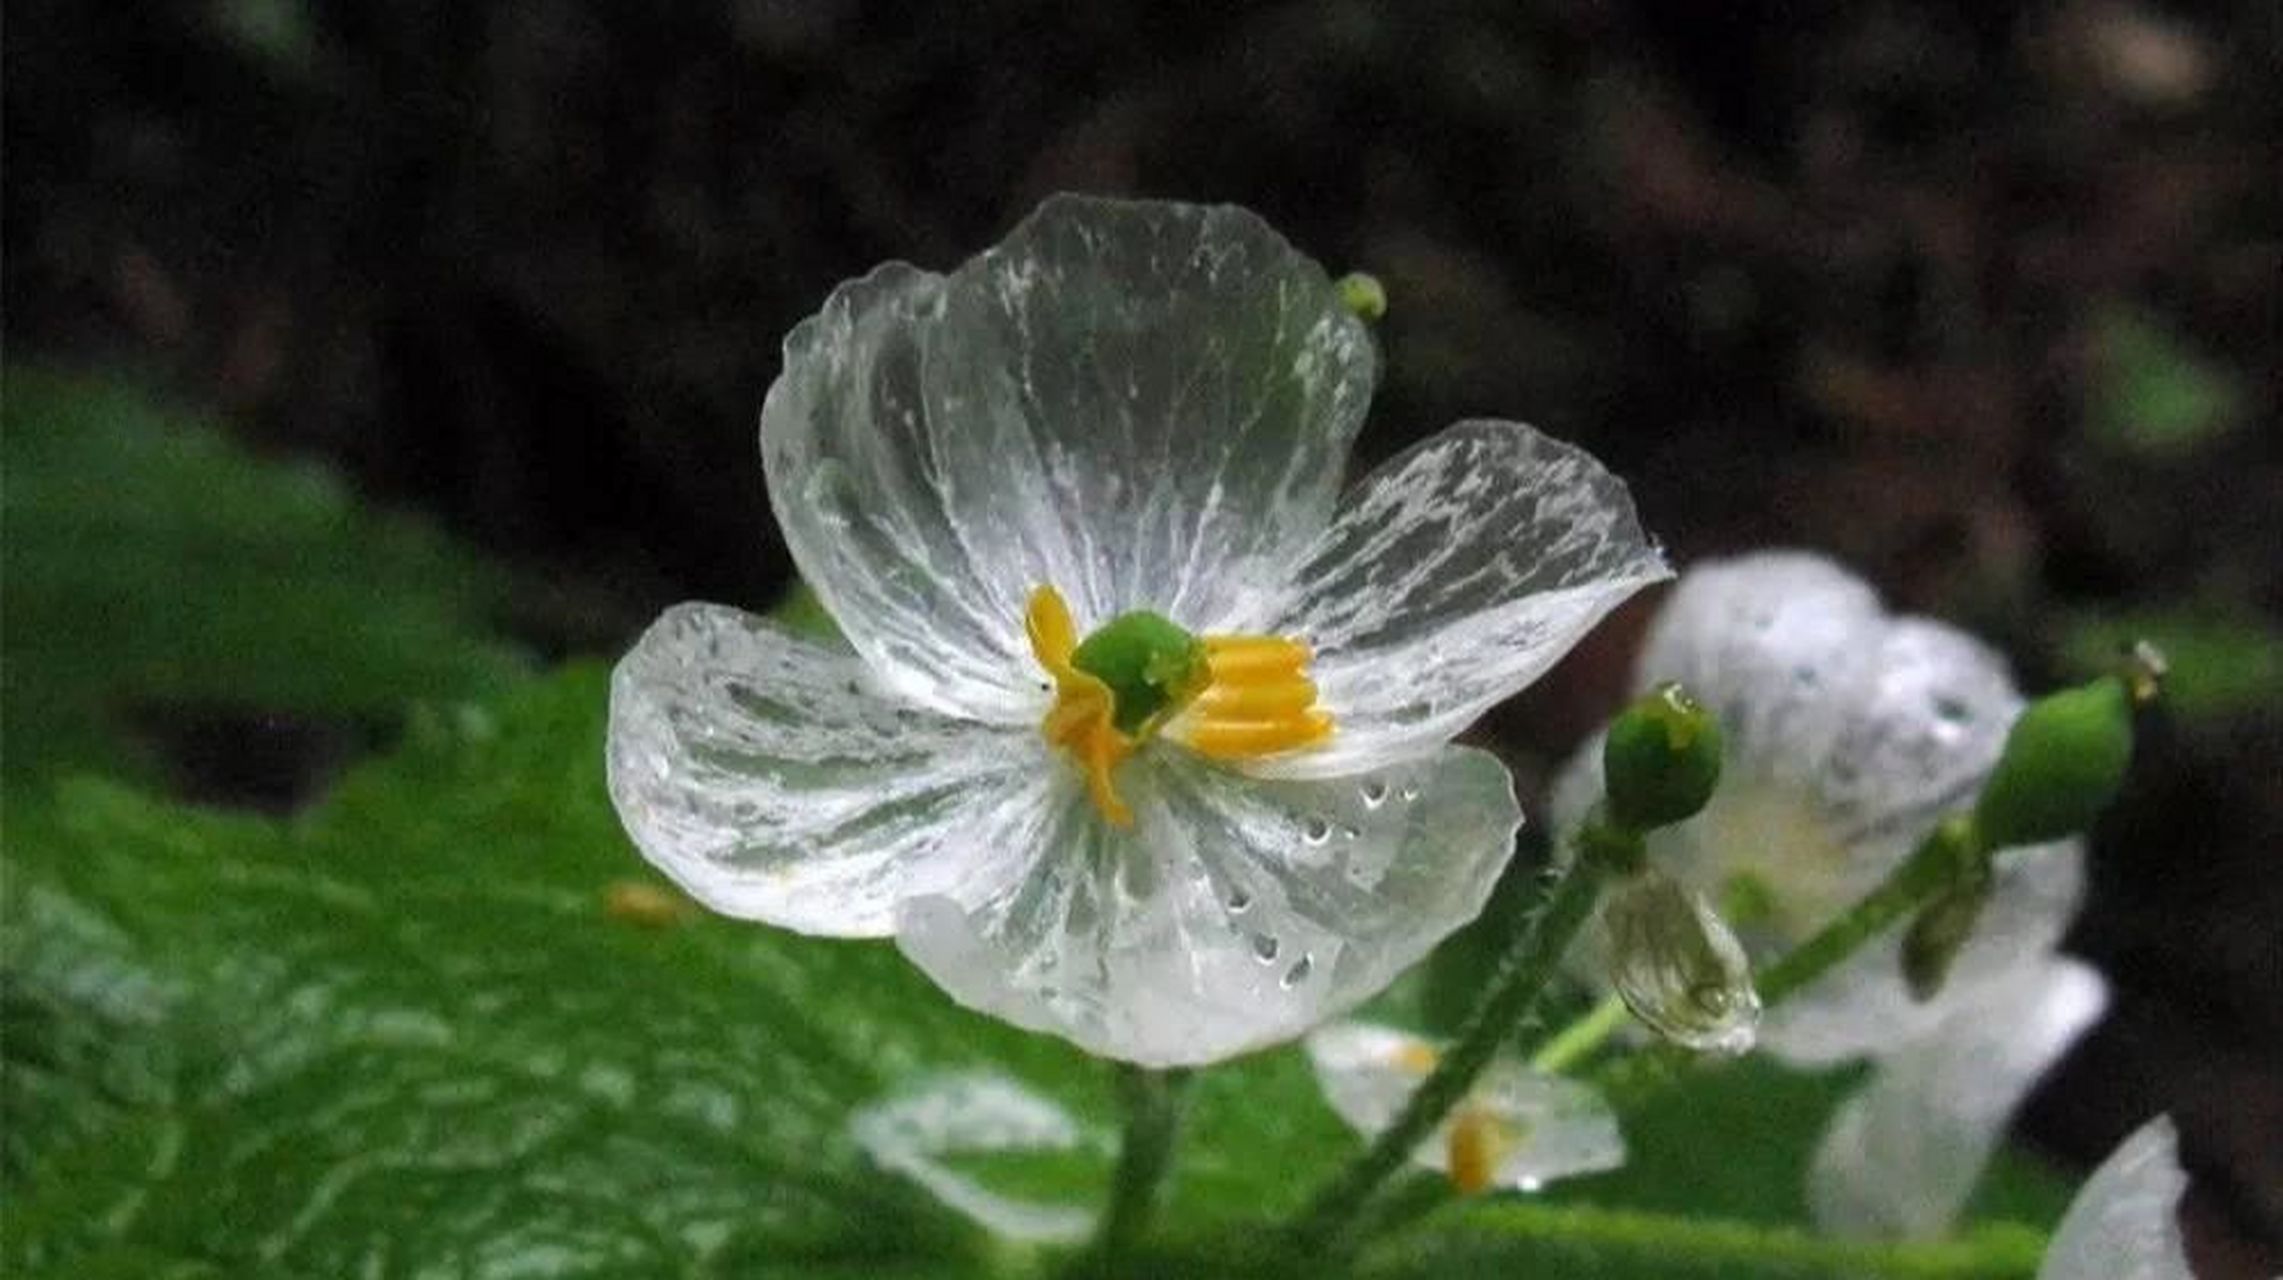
[
  {"left": 1, "top": 367, "right": 529, "bottom": 796},
  {"left": 2085, "top": 305, "right": 2246, "bottom": 461},
  {"left": 2061, "top": 607, "right": 2283, "bottom": 721}
]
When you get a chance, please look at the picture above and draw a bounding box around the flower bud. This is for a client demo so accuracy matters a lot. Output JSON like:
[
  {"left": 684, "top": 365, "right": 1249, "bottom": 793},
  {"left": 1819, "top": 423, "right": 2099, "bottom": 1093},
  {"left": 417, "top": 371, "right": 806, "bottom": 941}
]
[
  {"left": 1599, "top": 869, "right": 1761, "bottom": 1054},
  {"left": 1602, "top": 683, "right": 1725, "bottom": 833},
  {"left": 1973, "top": 668, "right": 2140, "bottom": 850},
  {"left": 1336, "top": 272, "right": 1387, "bottom": 322}
]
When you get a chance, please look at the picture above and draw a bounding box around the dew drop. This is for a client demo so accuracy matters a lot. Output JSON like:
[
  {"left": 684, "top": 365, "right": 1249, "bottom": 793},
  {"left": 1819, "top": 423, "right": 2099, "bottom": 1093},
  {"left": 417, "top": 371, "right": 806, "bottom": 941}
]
[
  {"left": 1933, "top": 696, "right": 1972, "bottom": 724},
  {"left": 1301, "top": 816, "right": 1332, "bottom": 845},
  {"left": 1360, "top": 779, "right": 1389, "bottom": 809},
  {"left": 1226, "top": 887, "right": 1253, "bottom": 915},
  {"left": 1793, "top": 663, "right": 1819, "bottom": 687},
  {"left": 1281, "top": 954, "right": 1314, "bottom": 988},
  {"left": 1398, "top": 785, "right": 1420, "bottom": 803},
  {"left": 1338, "top": 824, "right": 1361, "bottom": 842},
  {"left": 1250, "top": 932, "right": 1281, "bottom": 963}
]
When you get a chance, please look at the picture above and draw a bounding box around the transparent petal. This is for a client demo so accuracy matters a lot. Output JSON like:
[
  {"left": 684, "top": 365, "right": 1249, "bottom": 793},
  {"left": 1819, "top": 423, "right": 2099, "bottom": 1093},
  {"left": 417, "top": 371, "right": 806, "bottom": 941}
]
[
  {"left": 1763, "top": 838, "right": 2085, "bottom": 1065},
  {"left": 760, "top": 265, "right": 1041, "bottom": 721},
  {"left": 1305, "top": 1022, "right": 1625, "bottom": 1189},
  {"left": 1263, "top": 420, "right": 1669, "bottom": 777},
  {"left": 762, "top": 197, "right": 1376, "bottom": 720},
  {"left": 895, "top": 746, "right": 1521, "bottom": 1067},
  {"left": 849, "top": 1072, "right": 1099, "bottom": 1244},
  {"left": 1809, "top": 957, "right": 2108, "bottom": 1240},
  {"left": 607, "top": 603, "right": 1050, "bottom": 935},
  {"left": 2038, "top": 1117, "right": 2195, "bottom": 1280}
]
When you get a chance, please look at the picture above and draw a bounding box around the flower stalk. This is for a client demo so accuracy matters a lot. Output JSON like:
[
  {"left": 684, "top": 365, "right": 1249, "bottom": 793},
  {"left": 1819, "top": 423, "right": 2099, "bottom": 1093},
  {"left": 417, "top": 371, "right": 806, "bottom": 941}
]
[
  {"left": 1091, "top": 1065, "right": 1193, "bottom": 1264},
  {"left": 1288, "top": 840, "right": 1612, "bottom": 1253}
]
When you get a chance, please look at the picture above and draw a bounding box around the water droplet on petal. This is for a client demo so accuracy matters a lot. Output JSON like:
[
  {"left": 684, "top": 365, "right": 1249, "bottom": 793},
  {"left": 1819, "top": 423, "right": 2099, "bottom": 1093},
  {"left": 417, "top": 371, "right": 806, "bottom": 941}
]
[
  {"left": 1281, "top": 954, "right": 1314, "bottom": 988},
  {"left": 1399, "top": 785, "right": 1421, "bottom": 803},
  {"left": 1250, "top": 932, "right": 1281, "bottom": 963},
  {"left": 1360, "top": 779, "right": 1389, "bottom": 809},
  {"left": 1226, "top": 887, "right": 1253, "bottom": 915},
  {"left": 1301, "top": 816, "right": 1332, "bottom": 845}
]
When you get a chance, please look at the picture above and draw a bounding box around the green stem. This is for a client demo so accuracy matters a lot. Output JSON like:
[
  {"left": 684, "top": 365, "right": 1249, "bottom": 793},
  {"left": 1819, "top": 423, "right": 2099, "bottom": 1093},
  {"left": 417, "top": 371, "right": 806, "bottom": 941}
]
[
  {"left": 1588, "top": 817, "right": 1982, "bottom": 1108},
  {"left": 1287, "top": 856, "right": 1609, "bottom": 1252},
  {"left": 1090, "top": 1065, "right": 1191, "bottom": 1265},
  {"left": 1359, "top": 1201, "right": 2047, "bottom": 1279},
  {"left": 1529, "top": 993, "right": 1629, "bottom": 1074}
]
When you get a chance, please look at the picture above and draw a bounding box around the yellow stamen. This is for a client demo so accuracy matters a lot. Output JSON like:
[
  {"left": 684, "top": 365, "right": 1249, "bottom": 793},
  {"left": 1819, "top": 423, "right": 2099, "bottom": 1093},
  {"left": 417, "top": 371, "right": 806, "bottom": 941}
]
[
  {"left": 1446, "top": 1107, "right": 1517, "bottom": 1196},
  {"left": 1025, "top": 585, "right": 1335, "bottom": 825},
  {"left": 1176, "top": 634, "right": 1335, "bottom": 760}
]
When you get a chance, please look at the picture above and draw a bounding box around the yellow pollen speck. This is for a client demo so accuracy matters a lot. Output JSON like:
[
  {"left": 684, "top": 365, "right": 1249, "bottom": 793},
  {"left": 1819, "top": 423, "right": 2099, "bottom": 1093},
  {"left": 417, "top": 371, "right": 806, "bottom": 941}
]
[
  {"left": 1025, "top": 585, "right": 1335, "bottom": 826},
  {"left": 1446, "top": 1107, "right": 1517, "bottom": 1196},
  {"left": 604, "top": 880, "right": 692, "bottom": 927}
]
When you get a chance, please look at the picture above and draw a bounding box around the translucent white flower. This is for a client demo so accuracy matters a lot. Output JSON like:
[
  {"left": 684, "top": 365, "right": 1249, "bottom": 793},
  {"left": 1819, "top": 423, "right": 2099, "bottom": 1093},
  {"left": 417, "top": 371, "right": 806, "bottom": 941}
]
[
  {"left": 609, "top": 195, "right": 1669, "bottom": 1066},
  {"left": 1809, "top": 956, "right": 2107, "bottom": 1240},
  {"left": 1305, "top": 1021, "right": 1625, "bottom": 1193},
  {"left": 850, "top": 1072, "right": 1101, "bottom": 1244},
  {"left": 1552, "top": 551, "right": 2086, "bottom": 1064},
  {"left": 2038, "top": 1115, "right": 2197, "bottom": 1280}
]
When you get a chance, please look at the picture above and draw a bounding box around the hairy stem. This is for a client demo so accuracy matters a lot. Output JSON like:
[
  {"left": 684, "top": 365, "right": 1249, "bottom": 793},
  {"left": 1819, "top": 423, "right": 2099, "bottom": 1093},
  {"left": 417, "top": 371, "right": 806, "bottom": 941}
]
[{"left": 1288, "top": 857, "right": 1609, "bottom": 1253}]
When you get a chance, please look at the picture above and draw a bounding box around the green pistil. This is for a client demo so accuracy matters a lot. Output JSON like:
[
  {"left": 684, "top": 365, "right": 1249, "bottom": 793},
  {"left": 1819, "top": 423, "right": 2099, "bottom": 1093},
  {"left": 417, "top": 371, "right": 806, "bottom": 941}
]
[{"left": 1071, "top": 610, "right": 1209, "bottom": 736}]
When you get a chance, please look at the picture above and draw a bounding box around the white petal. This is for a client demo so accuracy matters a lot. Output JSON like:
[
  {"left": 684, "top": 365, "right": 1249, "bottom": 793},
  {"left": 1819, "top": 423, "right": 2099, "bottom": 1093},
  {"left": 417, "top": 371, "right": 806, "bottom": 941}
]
[
  {"left": 1633, "top": 551, "right": 1886, "bottom": 777},
  {"left": 1264, "top": 420, "right": 1668, "bottom": 777},
  {"left": 1305, "top": 1022, "right": 1624, "bottom": 1189},
  {"left": 1812, "top": 618, "right": 2025, "bottom": 847},
  {"left": 896, "top": 746, "right": 1522, "bottom": 1067},
  {"left": 2038, "top": 1117, "right": 2195, "bottom": 1280},
  {"left": 1638, "top": 551, "right": 2025, "bottom": 852},
  {"left": 606, "top": 603, "right": 1048, "bottom": 936},
  {"left": 1809, "top": 957, "right": 2108, "bottom": 1240},
  {"left": 849, "top": 1072, "right": 1099, "bottom": 1244},
  {"left": 762, "top": 197, "right": 1376, "bottom": 719}
]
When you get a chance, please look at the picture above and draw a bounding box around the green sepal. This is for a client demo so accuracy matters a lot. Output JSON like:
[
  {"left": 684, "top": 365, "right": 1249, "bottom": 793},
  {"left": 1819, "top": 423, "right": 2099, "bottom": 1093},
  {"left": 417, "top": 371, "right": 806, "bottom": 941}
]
[
  {"left": 1071, "top": 609, "right": 1209, "bottom": 736},
  {"left": 1972, "top": 675, "right": 2136, "bottom": 849},
  {"left": 1902, "top": 861, "right": 1994, "bottom": 1001},
  {"left": 1603, "top": 683, "right": 1725, "bottom": 833}
]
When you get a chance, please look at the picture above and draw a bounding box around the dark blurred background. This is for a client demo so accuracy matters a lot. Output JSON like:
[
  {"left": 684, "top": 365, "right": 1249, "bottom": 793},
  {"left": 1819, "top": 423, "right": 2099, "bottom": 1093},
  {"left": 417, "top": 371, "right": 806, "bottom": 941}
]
[{"left": 6, "top": 0, "right": 2277, "bottom": 1271}]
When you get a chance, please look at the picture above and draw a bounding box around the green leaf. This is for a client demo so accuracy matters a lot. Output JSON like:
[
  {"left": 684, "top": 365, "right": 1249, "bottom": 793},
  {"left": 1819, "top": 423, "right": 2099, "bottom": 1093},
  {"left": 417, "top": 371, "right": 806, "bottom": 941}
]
[
  {"left": 3, "top": 663, "right": 2069, "bottom": 1276},
  {"left": 0, "top": 366, "right": 528, "bottom": 793}
]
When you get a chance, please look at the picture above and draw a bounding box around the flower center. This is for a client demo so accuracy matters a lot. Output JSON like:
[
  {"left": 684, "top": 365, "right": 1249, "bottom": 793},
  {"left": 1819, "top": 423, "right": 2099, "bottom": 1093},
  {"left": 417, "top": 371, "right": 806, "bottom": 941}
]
[{"left": 1024, "top": 585, "right": 1334, "bottom": 825}]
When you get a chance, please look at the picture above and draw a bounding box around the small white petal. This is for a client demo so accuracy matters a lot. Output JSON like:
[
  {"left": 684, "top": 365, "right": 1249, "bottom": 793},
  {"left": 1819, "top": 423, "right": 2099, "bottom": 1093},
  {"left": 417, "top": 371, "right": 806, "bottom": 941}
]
[
  {"left": 1304, "top": 1022, "right": 1626, "bottom": 1190},
  {"left": 762, "top": 196, "right": 1375, "bottom": 720},
  {"left": 1762, "top": 838, "right": 2085, "bottom": 1065},
  {"left": 896, "top": 747, "right": 1522, "bottom": 1067},
  {"left": 850, "top": 1072, "right": 1099, "bottom": 1244},
  {"left": 2038, "top": 1116, "right": 2195, "bottom": 1280},
  {"left": 1264, "top": 420, "right": 1668, "bottom": 778},
  {"left": 1633, "top": 551, "right": 1885, "bottom": 778},
  {"left": 607, "top": 603, "right": 1047, "bottom": 935},
  {"left": 1810, "top": 957, "right": 2108, "bottom": 1241}
]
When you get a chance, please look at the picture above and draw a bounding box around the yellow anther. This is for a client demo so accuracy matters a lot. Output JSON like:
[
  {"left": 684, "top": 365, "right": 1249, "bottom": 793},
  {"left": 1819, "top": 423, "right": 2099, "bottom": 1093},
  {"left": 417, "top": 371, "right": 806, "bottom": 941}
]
[
  {"left": 1176, "top": 633, "right": 1335, "bottom": 761},
  {"left": 1446, "top": 1107, "right": 1516, "bottom": 1196},
  {"left": 1392, "top": 1042, "right": 1441, "bottom": 1076},
  {"left": 1026, "top": 585, "right": 1336, "bottom": 825}
]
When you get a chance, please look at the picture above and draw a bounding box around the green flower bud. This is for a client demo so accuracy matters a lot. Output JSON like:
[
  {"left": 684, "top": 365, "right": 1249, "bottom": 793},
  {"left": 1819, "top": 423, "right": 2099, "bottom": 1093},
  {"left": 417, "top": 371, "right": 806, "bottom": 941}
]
[
  {"left": 1973, "top": 666, "right": 2143, "bottom": 850},
  {"left": 1336, "top": 272, "right": 1387, "bottom": 322},
  {"left": 1599, "top": 869, "right": 1761, "bottom": 1054},
  {"left": 1602, "top": 683, "right": 1725, "bottom": 833}
]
